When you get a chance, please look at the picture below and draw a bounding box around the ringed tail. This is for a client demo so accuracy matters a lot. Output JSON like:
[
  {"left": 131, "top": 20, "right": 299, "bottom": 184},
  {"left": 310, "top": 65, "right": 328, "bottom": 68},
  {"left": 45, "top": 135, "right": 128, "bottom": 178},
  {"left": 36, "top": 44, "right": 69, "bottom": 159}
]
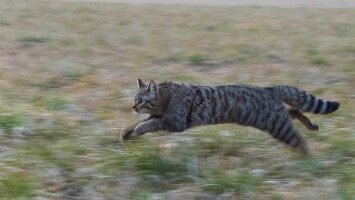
[{"left": 271, "top": 85, "right": 340, "bottom": 114}]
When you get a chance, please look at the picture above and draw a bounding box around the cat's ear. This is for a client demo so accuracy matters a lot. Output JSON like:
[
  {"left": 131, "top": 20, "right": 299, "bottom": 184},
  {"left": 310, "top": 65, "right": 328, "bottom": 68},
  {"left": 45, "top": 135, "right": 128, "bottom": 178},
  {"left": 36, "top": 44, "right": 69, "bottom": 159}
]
[
  {"left": 147, "top": 80, "right": 159, "bottom": 94},
  {"left": 137, "top": 78, "right": 146, "bottom": 88}
]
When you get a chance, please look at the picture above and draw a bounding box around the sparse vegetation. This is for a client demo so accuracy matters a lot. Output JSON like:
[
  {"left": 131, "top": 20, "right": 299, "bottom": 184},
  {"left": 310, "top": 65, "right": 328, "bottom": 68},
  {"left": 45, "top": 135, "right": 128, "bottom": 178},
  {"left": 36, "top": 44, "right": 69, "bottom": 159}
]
[
  {"left": 0, "top": 113, "right": 23, "bottom": 134},
  {"left": 188, "top": 54, "right": 206, "bottom": 65},
  {"left": 202, "top": 170, "right": 262, "bottom": 195},
  {"left": 0, "top": 0, "right": 353, "bottom": 199},
  {"left": 311, "top": 56, "right": 330, "bottom": 65},
  {"left": 19, "top": 36, "right": 48, "bottom": 44}
]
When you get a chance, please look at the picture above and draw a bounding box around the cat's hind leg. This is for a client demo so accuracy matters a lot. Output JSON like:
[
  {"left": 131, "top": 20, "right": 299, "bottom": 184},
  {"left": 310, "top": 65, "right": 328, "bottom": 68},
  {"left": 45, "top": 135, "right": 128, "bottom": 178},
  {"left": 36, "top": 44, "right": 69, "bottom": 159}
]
[
  {"left": 265, "top": 111, "right": 309, "bottom": 155},
  {"left": 288, "top": 108, "right": 319, "bottom": 131}
]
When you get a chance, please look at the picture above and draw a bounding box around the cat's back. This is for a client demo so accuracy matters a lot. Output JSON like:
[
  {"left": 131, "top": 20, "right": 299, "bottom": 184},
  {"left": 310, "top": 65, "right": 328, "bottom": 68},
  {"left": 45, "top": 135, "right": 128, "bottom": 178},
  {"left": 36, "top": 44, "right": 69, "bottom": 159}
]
[
  {"left": 160, "top": 81, "right": 275, "bottom": 101},
  {"left": 189, "top": 83, "right": 274, "bottom": 100}
]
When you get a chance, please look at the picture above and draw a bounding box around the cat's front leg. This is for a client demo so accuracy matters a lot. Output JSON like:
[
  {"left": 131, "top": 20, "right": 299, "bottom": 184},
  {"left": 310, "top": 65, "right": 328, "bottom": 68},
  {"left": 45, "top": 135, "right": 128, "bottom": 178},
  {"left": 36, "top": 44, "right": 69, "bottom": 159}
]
[
  {"left": 121, "top": 118, "right": 164, "bottom": 140},
  {"left": 131, "top": 118, "right": 165, "bottom": 136},
  {"left": 121, "top": 115, "right": 154, "bottom": 141}
]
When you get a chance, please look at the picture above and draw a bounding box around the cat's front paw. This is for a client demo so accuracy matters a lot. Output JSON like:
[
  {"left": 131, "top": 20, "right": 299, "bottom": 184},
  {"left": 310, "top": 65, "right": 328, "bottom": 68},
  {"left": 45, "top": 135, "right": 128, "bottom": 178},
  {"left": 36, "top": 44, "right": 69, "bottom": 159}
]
[
  {"left": 310, "top": 123, "right": 319, "bottom": 131},
  {"left": 121, "top": 126, "right": 135, "bottom": 141}
]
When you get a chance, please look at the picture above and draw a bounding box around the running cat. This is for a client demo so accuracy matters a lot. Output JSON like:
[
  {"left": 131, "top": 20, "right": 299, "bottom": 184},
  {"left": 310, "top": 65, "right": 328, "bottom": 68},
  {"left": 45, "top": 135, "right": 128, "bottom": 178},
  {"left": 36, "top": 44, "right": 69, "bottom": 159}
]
[{"left": 122, "top": 79, "right": 339, "bottom": 155}]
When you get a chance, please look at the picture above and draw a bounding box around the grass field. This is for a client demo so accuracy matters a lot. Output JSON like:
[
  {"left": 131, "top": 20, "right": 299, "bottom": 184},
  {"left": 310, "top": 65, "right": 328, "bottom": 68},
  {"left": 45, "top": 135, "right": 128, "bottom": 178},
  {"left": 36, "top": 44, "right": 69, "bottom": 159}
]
[{"left": 0, "top": 1, "right": 354, "bottom": 199}]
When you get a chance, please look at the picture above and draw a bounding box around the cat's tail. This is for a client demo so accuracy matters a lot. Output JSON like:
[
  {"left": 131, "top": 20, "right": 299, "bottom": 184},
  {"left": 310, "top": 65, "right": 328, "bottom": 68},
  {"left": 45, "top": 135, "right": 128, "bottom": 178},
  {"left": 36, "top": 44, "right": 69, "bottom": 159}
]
[{"left": 270, "top": 85, "right": 340, "bottom": 114}]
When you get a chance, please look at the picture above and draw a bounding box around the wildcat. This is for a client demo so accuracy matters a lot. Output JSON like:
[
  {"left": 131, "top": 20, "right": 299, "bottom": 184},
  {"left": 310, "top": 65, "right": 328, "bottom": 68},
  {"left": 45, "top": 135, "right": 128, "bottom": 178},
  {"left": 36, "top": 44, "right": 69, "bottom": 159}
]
[{"left": 121, "top": 79, "right": 340, "bottom": 155}]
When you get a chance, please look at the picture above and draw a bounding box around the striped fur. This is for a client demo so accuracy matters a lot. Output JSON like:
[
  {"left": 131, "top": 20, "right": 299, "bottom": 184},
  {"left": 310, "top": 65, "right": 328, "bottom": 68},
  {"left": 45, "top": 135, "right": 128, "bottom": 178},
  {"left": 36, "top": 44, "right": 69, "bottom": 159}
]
[
  {"left": 271, "top": 85, "right": 340, "bottom": 114},
  {"left": 122, "top": 80, "right": 340, "bottom": 155}
]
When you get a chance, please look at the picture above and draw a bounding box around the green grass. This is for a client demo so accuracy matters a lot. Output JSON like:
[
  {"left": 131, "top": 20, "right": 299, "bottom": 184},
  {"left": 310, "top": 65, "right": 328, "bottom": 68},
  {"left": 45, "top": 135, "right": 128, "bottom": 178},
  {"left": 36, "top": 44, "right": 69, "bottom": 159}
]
[
  {"left": 0, "top": 113, "right": 23, "bottom": 134},
  {"left": 0, "top": 172, "right": 38, "bottom": 198},
  {"left": 23, "top": 141, "right": 77, "bottom": 172},
  {"left": 311, "top": 56, "right": 330, "bottom": 65},
  {"left": 188, "top": 54, "right": 206, "bottom": 65},
  {"left": 202, "top": 170, "right": 262, "bottom": 195},
  {"left": 293, "top": 157, "right": 334, "bottom": 179},
  {"left": 337, "top": 164, "right": 355, "bottom": 200},
  {"left": 101, "top": 141, "right": 189, "bottom": 181},
  {"left": 329, "top": 131, "right": 355, "bottom": 157}
]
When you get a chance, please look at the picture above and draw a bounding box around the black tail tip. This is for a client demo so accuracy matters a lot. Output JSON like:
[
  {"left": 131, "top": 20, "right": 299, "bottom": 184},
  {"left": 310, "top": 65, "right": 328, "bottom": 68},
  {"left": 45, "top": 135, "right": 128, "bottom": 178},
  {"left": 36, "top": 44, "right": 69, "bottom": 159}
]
[{"left": 326, "top": 101, "right": 340, "bottom": 114}]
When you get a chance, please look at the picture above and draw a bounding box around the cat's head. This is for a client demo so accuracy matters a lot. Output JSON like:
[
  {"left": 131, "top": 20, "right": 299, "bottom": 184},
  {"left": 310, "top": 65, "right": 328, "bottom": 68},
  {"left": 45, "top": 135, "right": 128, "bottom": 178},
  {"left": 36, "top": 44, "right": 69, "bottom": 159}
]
[{"left": 132, "top": 79, "right": 163, "bottom": 116}]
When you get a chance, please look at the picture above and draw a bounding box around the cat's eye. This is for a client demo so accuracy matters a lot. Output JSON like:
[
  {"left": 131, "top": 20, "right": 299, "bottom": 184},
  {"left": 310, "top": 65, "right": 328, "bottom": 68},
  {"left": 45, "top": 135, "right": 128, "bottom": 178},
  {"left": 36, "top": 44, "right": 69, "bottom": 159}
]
[{"left": 138, "top": 98, "right": 143, "bottom": 104}]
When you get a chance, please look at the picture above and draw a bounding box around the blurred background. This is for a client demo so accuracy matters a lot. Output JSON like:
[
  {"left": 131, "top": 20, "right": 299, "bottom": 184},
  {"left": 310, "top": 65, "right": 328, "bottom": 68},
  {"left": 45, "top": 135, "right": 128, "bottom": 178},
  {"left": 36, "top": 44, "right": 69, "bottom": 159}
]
[{"left": 0, "top": 0, "right": 354, "bottom": 199}]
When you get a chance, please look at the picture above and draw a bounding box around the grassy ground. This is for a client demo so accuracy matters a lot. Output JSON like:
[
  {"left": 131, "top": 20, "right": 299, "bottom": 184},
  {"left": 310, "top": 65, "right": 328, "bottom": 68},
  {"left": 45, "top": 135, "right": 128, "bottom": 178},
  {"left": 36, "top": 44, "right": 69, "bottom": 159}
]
[{"left": 0, "top": 1, "right": 354, "bottom": 199}]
